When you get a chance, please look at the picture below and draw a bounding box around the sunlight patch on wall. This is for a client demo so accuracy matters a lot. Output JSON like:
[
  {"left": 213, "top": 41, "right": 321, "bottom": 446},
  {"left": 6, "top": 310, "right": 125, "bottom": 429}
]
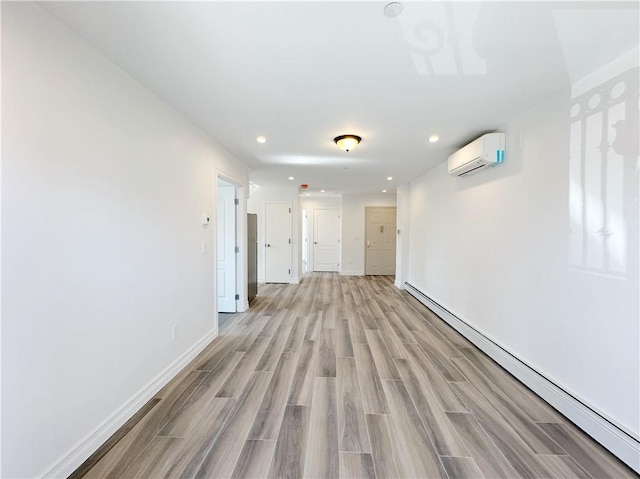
[{"left": 568, "top": 57, "right": 638, "bottom": 277}]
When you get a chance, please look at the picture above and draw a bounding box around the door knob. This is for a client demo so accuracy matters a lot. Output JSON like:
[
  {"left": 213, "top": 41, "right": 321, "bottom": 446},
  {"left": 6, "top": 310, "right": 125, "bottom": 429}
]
[
  {"left": 266, "top": 244, "right": 271, "bottom": 247},
  {"left": 314, "top": 241, "right": 318, "bottom": 245},
  {"left": 367, "top": 241, "right": 370, "bottom": 248}
]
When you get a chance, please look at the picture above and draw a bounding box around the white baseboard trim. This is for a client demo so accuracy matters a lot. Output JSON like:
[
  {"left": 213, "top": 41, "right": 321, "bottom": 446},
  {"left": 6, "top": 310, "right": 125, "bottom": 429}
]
[
  {"left": 404, "top": 282, "right": 640, "bottom": 474},
  {"left": 340, "top": 270, "right": 364, "bottom": 276},
  {"left": 41, "top": 328, "right": 219, "bottom": 479},
  {"left": 394, "top": 279, "right": 404, "bottom": 289}
]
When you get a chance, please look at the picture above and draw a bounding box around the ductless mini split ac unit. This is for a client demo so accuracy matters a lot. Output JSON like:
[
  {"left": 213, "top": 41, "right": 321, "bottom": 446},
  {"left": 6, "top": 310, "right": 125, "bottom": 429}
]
[{"left": 448, "top": 132, "right": 506, "bottom": 177}]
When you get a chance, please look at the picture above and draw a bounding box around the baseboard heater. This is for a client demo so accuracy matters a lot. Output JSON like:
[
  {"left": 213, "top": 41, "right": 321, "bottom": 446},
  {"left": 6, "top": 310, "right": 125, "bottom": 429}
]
[{"left": 403, "top": 282, "right": 640, "bottom": 474}]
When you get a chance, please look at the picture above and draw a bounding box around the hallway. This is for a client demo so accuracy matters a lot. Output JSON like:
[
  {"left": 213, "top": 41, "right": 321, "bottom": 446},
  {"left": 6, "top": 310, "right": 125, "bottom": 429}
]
[{"left": 71, "top": 274, "right": 634, "bottom": 478}]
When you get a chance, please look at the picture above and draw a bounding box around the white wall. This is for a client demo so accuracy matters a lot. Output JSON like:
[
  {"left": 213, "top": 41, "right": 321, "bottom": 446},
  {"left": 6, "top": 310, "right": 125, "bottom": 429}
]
[
  {"left": 1, "top": 4, "right": 249, "bottom": 477},
  {"left": 301, "top": 196, "right": 342, "bottom": 272},
  {"left": 395, "top": 184, "right": 411, "bottom": 289},
  {"left": 341, "top": 193, "right": 396, "bottom": 275},
  {"left": 247, "top": 186, "right": 300, "bottom": 283},
  {"left": 405, "top": 48, "right": 639, "bottom": 451}
]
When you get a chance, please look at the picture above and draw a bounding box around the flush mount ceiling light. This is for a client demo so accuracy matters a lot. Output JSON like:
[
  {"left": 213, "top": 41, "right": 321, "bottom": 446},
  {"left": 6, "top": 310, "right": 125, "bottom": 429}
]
[
  {"left": 429, "top": 135, "right": 440, "bottom": 143},
  {"left": 334, "top": 134, "right": 361, "bottom": 152},
  {"left": 256, "top": 135, "right": 267, "bottom": 143},
  {"left": 288, "top": 176, "right": 294, "bottom": 180},
  {"left": 387, "top": 176, "right": 393, "bottom": 181}
]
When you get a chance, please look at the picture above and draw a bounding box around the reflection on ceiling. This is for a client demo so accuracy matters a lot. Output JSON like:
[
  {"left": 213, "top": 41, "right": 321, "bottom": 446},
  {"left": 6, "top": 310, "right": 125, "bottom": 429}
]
[{"left": 41, "top": 1, "right": 639, "bottom": 194}]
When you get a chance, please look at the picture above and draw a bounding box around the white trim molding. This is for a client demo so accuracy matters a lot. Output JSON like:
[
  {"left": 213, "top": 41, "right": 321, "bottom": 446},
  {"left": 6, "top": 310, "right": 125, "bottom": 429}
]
[
  {"left": 404, "top": 282, "right": 640, "bottom": 474},
  {"left": 41, "top": 329, "right": 219, "bottom": 479}
]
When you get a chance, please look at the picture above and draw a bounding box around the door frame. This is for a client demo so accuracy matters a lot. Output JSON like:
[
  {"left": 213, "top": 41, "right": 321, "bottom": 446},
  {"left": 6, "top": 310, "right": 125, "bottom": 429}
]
[{"left": 215, "top": 172, "right": 248, "bottom": 324}]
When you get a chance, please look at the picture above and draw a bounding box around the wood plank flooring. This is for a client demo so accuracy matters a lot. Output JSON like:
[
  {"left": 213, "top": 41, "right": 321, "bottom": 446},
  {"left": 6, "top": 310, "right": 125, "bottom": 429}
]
[{"left": 71, "top": 274, "right": 637, "bottom": 479}]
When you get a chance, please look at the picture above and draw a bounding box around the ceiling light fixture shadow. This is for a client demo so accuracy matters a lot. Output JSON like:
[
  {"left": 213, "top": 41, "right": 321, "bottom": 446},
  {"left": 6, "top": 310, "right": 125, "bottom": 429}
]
[{"left": 334, "top": 134, "right": 361, "bottom": 152}]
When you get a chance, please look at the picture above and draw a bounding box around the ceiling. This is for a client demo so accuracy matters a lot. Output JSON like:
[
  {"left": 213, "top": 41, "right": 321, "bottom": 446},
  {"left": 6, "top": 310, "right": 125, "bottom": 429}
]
[{"left": 41, "top": 1, "right": 639, "bottom": 195}]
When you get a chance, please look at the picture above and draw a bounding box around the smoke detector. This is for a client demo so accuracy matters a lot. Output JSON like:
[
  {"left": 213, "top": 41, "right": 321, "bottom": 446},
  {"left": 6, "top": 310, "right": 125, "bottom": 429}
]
[{"left": 383, "top": 2, "right": 403, "bottom": 18}]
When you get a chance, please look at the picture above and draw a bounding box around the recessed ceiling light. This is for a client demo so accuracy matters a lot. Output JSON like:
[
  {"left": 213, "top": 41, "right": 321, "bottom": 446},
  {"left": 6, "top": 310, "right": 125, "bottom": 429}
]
[
  {"left": 382, "top": 189, "right": 388, "bottom": 193},
  {"left": 256, "top": 135, "right": 267, "bottom": 143},
  {"left": 429, "top": 135, "right": 440, "bottom": 143},
  {"left": 306, "top": 193, "right": 311, "bottom": 196},
  {"left": 383, "top": 2, "right": 403, "bottom": 18},
  {"left": 387, "top": 176, "right": 393, "bottom": 181},
  {"left": 320, "top": 189, "right": 326, "bottom": 193},
  {"left": 288, "top": 176, "right": 294, "bottom": 180}
]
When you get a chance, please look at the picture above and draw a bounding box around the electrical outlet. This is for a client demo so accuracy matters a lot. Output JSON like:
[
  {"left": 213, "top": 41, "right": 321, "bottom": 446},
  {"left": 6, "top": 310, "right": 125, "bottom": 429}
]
[{"left": 172, "top": 324, "right": 179, "bottom": 340}]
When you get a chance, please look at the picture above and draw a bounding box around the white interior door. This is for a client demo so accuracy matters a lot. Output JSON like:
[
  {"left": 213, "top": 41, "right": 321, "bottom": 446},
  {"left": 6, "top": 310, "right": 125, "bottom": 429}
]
[
  {"left": 217, "top": 183, "right": 236, "bottom": 312},
  {"left": 302, "top": 209, "right": 309, "bottom": 273},
  {"left": 265, "top": 202, "right": 291, "bottom": 283},
  {"left": 365, "top": 207, "right": 396, "bottom": 275},
  {"left": 313, "top": 208, "right": 340, "bottom": 272}
]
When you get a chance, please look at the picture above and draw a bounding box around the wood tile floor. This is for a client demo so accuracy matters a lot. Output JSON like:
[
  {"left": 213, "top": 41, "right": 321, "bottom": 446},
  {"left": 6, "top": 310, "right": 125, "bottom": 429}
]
[{"left": 71, "top": 274, "right": 637, "bottom": 478}]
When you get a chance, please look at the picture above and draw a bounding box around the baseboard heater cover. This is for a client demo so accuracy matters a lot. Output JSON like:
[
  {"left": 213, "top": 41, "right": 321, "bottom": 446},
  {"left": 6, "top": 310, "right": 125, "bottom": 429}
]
[{"left": 403, "top": 282, "right": 640, "bottom": 474}]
